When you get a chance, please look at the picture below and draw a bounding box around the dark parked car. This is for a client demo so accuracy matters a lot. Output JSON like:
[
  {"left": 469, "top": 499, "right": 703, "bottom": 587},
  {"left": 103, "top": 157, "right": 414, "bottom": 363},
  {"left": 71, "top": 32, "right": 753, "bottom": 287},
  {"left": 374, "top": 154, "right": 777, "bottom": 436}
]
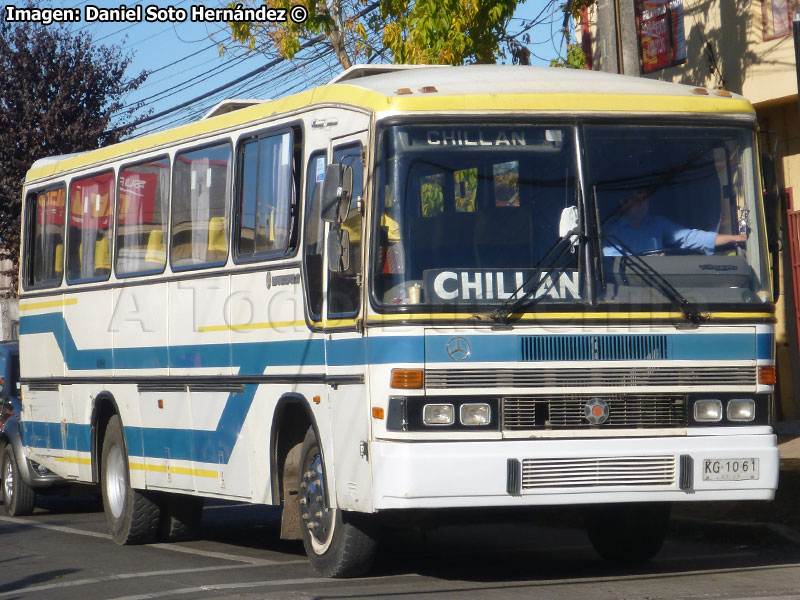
[{"left": 0, "top": 341, "right": 64, "bottom": 515}]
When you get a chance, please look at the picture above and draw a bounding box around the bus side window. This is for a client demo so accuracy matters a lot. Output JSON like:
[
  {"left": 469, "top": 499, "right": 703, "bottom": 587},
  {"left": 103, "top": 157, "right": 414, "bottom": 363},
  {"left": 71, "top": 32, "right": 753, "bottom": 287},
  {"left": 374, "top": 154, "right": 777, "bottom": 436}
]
[
  {"left": 27, "top": 187, "right": 65, "bottom": 288},
  {"left": 236, "top": 130, "right": 295, "bottom": 261},
  {"left": 171, "top": 142, "right": 232, "bottom": 270},
  {"left": 116, "top": 157, "right": 170, "bottom": 277},
  {"left": 67, "top": 171, "right": 114, "bottom": 283},
  {"left": 304, "top": 152, "right": 326, "bottom": 321},
  {"left": 328, "top": 144, "right": 363, "bottom": 318}
]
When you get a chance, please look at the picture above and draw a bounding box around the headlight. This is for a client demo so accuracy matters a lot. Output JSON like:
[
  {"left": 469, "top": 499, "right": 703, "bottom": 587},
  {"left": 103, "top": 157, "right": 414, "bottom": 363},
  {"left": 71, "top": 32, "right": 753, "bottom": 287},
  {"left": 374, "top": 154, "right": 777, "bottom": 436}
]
[
  {"left": 727, "top": 398, "right": 756, "bottom": 422},
  {"left": 460, "top": 403, "right": 491, "bottom": 426},
  {"left": 694, "top": 399, "right": 723, "bottom": 422},
  {"left": 423, "top": 403, "right": 454, "bottom": 425}
]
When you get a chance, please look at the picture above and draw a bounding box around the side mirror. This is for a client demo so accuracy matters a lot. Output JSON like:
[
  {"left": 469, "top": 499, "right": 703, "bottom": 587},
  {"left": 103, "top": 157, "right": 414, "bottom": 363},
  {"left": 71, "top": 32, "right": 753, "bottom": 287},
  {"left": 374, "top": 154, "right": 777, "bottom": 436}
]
[
  {"left": 321, "top": 164, "right": 353, "bottom": 223},
  {"left": 760, "top": 153, "right": 781, "bottom": 252},
  {"left": 327, "top": 227, "right": 351, "bottom": 273}
]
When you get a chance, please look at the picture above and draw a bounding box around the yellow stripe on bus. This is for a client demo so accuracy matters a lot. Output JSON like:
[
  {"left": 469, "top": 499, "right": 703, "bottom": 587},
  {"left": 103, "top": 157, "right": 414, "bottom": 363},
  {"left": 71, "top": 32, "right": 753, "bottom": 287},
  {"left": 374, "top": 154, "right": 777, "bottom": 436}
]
[
  {"left": 19, "top": 298, "right": 78, "bottom": 311},
  {"left": 367, "top": 311, "right": 773, "bottom": 323},
  {"left": 128, "top": 461, "right": 218, "bottom": 479},
  {"left": 53, "top": 456, "right": 91, "bottom": 466},
  {"left": 197, "top": 319, "right": 308, "bottom": 332}
]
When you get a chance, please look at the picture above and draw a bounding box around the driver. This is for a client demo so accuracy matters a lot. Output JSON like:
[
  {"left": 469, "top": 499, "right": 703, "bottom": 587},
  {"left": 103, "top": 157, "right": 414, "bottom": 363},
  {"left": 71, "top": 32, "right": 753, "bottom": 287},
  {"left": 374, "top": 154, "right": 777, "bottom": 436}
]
[{"left": 602, "top": 189, "right": 746, "bottom": 256}]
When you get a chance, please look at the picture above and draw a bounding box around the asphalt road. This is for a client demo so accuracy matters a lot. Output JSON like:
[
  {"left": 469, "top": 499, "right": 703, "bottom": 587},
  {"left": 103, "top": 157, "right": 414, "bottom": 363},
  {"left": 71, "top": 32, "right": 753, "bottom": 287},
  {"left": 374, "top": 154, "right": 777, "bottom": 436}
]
[{"left": 3, "top": 493, "right": 800, "bottom": 600}]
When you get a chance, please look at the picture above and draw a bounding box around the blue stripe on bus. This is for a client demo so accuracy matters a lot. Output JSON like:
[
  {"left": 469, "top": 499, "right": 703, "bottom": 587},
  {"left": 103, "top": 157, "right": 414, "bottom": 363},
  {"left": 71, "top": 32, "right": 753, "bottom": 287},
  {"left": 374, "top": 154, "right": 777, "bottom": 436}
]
[
  {"left": 424, "top": 333, "right": 772, "bottom": 362},
  {"left": 18, "top": 312, "right": 774, "bottom": 466}
]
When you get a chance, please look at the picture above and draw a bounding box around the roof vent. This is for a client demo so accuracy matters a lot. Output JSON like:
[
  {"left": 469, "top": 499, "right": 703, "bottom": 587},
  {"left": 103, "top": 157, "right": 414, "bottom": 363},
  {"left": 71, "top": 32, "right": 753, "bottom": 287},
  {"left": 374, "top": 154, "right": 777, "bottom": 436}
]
[{"left": 202, "top": 99, "right": 265, "bottom": 120}]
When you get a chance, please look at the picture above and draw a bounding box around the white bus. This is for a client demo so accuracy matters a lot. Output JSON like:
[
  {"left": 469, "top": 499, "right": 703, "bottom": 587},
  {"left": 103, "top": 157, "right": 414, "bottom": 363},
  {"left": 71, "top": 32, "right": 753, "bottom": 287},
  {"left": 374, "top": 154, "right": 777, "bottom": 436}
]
[{"left": 17, "top": 65, "right": 779, "bottom": 576}]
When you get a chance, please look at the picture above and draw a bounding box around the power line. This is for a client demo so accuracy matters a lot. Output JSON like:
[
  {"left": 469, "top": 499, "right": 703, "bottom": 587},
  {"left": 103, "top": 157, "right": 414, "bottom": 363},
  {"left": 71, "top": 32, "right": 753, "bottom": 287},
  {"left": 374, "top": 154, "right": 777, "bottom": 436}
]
[{"left": 108, "top": 0, "right": 382, "bottom": 136}]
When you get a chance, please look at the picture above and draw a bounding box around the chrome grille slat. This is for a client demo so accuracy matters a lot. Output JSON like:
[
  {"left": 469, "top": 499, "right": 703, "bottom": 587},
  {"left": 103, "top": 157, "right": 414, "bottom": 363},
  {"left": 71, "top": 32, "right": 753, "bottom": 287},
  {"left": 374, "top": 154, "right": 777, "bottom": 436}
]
[
  {"left": 502, "top": 395, "right": 686, "bottom": 429},
  {"left": 426, "top": 366, "right": 755, "bottom": 389},
  {"left": 521, "top": 456, "right": 676, "bottom": 489}
]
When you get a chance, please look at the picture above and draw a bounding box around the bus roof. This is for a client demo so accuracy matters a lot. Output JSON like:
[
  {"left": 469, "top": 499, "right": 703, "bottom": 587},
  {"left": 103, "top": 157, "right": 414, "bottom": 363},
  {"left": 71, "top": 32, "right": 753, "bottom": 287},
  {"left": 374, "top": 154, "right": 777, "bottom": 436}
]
[{"left": 25, "top": 64, "right": 754, "bottom": 184}]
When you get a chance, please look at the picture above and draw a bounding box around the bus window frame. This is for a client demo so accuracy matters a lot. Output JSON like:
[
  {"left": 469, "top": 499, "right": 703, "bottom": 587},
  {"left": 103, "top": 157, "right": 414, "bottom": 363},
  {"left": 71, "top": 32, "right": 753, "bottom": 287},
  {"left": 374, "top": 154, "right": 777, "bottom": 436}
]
[
  {"left": 327, "top": 141, "right": 364, "bottom": 322},
  {"left": 22, "top": 183, "right": 67, "bottom": 291},
  {"left": 231, "top": 124, "right": 302, "bottom": 266},
  {"left": 169, "top": 138, "right": 234, "bottom": 274},
  {"left": 302, "top": 150, "right": 327, "bottom": 327},
  {"left": 114, "top": 155, "right": 171, "bottom": 280}
]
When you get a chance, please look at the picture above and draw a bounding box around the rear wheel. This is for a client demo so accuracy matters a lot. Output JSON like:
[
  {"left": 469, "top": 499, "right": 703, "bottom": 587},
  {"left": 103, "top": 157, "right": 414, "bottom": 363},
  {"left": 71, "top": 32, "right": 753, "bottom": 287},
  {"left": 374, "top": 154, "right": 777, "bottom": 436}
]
[
  {"left": 585, "top": 502, "right": 670, "bottom": 564},
  {"left": 298, "top": 427, "right": 377, "bottom": 577},
  {"left": 1, "top": 443, "right": 35, "bottom": 516},
  {"left": 101, "top": 415, "right": 160, "bottom": 544}
]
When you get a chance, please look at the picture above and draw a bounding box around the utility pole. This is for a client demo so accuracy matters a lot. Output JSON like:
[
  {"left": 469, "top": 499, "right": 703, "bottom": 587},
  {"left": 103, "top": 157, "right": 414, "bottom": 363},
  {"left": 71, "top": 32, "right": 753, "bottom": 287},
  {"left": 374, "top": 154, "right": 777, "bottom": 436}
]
[{"left": 794, "top": 6, "right": 800, "bottom": 116}]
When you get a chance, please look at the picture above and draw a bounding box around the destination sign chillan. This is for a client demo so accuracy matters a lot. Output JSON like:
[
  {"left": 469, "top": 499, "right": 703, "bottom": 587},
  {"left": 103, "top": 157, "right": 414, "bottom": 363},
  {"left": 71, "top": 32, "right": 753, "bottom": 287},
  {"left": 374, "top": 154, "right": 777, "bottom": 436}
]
[
  {"left": 423, "top": 130, "right": 529, "bottom": 147},
  {"left": 423, "top": 269, "right": 581, "bottom": 303}
]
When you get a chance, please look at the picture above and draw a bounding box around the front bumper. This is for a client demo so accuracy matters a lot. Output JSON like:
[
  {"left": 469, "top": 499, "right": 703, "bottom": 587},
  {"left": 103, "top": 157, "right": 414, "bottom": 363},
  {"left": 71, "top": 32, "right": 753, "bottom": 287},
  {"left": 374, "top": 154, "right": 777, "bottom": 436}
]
[{"left": 370, "top": 431, "right": 778, "bottom": 509}]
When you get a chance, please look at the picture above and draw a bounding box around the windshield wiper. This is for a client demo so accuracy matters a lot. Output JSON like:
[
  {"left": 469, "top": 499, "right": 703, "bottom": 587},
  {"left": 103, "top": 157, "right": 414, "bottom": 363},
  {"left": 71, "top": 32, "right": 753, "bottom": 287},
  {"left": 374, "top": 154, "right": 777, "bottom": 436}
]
[
  {"left": 602, "top": 234, "right": 709, "bottom": 325},
  {"left": 484, "top": 225, "right": 583, "bottom": 325}
]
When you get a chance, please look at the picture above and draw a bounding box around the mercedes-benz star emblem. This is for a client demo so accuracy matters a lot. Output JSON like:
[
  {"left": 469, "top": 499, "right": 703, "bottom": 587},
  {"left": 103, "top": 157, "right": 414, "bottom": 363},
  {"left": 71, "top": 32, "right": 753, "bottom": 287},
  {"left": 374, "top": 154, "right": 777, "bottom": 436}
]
[
  {"left": 584, "top": 398, "right": 609, "bottom": 425},
  {"left": 446, "top": 337, "right": 471, "bottom": 361}
]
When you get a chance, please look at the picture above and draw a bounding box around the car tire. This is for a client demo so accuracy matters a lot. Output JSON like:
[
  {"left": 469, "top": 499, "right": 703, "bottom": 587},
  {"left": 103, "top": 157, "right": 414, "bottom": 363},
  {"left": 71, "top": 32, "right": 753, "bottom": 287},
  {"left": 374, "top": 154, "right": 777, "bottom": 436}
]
[
  {"left": 1, "top": 443, "right": 35, "bottom": 516},
  {"left": 298, "top": 427, "right": 377, "bottom": 577},
  {"left": 585, "top": 502, "right": 670, "bottom": 564},
  {"left": 101, "top": 415, "right": 160, "bottom": 544}
]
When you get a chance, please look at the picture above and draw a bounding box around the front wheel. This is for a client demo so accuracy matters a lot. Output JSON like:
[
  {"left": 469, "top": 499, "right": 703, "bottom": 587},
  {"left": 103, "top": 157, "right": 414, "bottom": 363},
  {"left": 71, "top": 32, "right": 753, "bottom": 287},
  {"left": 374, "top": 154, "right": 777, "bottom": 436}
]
[
  {"left": 101, "top": 415, "right": 160, "bottom": 544},
  {"left": 1, "top": 443, "right": 35, "bottom": 516},
  {"left": 585, "top": 502, "right": 670, "bottom": 564},
  {"left": 298, "top": 427, "right": 377, "bottom": 577}
]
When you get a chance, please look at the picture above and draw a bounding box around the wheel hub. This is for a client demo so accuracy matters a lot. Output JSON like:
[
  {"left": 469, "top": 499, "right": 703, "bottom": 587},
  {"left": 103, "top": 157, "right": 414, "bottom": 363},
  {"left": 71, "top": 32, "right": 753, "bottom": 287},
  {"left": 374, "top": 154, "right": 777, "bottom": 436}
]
[
  {"left": 3, "top": 458, "right": 13, "bottom": 505},
  {"left": 105, "top": 444, "right": 126, "bottom": 519},
  {"left": 299, "top": 453, "right": 334, "bottom": 552}
]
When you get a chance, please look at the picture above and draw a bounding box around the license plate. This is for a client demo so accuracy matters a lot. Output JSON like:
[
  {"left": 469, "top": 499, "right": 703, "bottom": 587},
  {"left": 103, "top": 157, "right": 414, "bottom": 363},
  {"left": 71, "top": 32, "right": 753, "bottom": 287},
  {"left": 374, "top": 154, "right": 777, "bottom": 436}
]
[{"left": 702, "top": 458, "right": 759, "bottom": 481}]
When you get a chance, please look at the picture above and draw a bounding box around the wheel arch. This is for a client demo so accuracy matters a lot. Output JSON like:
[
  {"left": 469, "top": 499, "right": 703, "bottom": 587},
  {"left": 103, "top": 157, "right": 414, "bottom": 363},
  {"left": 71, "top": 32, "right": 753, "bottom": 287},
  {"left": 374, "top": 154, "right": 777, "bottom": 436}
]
[
  {"left": 90, "top": 392, "right": 122, "bottom": 484},
  {"left": 269, "top": 392, "right": 318, "bottom": 506}
]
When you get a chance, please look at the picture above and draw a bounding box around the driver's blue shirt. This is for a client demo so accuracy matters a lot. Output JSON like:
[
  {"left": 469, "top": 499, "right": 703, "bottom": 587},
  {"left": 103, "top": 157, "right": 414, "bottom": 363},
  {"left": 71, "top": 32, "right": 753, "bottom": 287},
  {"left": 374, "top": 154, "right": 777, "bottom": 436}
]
[{"left": 602, "top": 215, "right": 718, "bottom": 256}]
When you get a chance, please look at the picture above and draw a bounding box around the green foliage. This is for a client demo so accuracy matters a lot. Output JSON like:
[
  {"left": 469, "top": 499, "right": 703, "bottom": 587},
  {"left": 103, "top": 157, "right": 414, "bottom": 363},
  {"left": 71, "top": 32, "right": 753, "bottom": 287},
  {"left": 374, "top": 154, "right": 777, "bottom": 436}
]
[
  {"left": 381, "top": 0, "right": 519, "bottom": 65},
  {"left": 227, "top": 0, "right": 521, "bottom": 69},
  {"left": 0, "top": 17, "right": 147, "bottom": 296},
  {"left": 550, "top": 43, "right": 587, "bottom": 69},
  {"left": 421, "top": 181, "right": 443, "bottom": 217}
]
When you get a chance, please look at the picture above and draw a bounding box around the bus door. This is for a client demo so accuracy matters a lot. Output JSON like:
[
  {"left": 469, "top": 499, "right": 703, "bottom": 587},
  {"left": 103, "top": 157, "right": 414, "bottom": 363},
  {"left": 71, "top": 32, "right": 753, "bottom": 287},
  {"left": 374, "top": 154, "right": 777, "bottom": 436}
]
[{"left": 324, "top": 132, "right": 373, "bottom": 512}]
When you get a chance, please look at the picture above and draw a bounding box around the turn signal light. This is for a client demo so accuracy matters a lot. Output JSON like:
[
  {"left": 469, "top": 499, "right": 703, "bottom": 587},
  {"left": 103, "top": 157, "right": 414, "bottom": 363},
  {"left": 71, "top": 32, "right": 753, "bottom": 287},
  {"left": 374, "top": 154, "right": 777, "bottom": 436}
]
[
  {"left": 391, "top": 369, "right": 423, "bottom": 389},
  {"left": 758, "top": 366, "right": 776, "bottom": 385}
]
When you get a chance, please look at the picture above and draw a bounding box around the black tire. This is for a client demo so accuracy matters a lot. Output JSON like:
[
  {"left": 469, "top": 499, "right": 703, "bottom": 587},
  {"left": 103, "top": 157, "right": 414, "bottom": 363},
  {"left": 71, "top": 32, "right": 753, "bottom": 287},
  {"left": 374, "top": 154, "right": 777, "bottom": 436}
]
[
  {"left": 158, "top": 494, "right": 204, "bottom": 542},
  {"left": 101, "top": 415, "right": 160, "bottom": 545},
  {"left": 298, "top": 427, "right": 377, "bottom": 577},
  {"left": 1, "top": 443, "right": 35, "bottom": 516},
  {"left": 585, "top": 502, "right": 670, "bottom": 564}
]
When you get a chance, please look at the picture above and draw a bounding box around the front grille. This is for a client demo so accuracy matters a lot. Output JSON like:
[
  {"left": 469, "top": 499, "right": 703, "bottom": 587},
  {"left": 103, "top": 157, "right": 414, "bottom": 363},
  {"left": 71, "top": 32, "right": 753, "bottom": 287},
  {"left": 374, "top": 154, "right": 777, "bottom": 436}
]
[
  {"left": 425, "top": 366, "right": 755, "bottom": 389},
  {"left": 520, "top": 334, "right": 669, "bottom": 361},
  {"left": 503, "top": 395, "right": 686, "bottom": 430},
  {"left": 521, "top": 456, "right": 676, "bottom": 489}
]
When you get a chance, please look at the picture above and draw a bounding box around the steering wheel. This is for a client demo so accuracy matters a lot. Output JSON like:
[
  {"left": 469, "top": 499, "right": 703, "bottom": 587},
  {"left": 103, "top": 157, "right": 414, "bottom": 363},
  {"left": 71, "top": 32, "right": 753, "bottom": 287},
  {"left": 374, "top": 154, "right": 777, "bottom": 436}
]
[{"left": 637, "top": 247, "right": 702, "bottom": 257}]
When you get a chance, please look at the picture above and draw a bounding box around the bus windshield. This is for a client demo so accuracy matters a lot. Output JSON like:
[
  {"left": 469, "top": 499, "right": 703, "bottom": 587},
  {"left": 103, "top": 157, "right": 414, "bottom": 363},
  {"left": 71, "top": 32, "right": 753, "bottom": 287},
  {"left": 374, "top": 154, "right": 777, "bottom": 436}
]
[
  {"left": 372, "top": 122, "right": 770, "bottom": 310},
  {"left": 586, "top": 124, "right": 770, "bottom": 306},
  {"left": 373, "top": 124, "right": 582, "bottom": 308}
]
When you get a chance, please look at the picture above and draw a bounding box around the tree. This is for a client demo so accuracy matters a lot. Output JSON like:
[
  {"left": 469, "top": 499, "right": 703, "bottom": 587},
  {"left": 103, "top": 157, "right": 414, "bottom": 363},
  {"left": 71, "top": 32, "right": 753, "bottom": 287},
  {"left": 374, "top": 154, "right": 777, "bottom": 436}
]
[
  {"left": 227, "top": 0, "right": 524, "bottom": 70},
  {"left": 0, "top": 17, "right": 147, "bottom": 296},
  {"left": 550, "top": 0, "right": 596, "bottom": 69}
]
